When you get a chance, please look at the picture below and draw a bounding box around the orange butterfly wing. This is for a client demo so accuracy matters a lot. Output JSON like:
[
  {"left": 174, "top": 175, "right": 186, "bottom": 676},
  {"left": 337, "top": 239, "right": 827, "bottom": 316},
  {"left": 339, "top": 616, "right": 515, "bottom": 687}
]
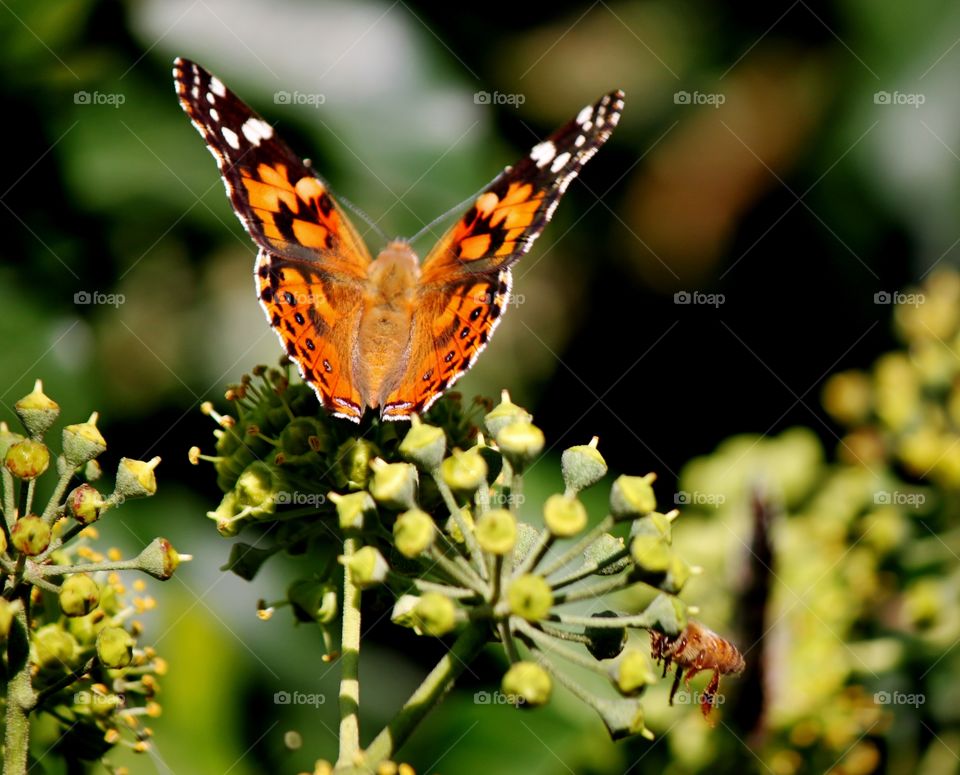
[
  {"left": 382, "top": 91, "right": 625, "bottom": 419},
  {"left": 174, "top": 57, "right": 370, "bottom": 421}
]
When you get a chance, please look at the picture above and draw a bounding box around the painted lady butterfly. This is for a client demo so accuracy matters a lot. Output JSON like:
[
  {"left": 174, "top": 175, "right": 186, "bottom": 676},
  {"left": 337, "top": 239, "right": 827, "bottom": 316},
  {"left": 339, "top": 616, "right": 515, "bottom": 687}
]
[{"left": 174, "top": 58, "right": 623, "bottom": 423}]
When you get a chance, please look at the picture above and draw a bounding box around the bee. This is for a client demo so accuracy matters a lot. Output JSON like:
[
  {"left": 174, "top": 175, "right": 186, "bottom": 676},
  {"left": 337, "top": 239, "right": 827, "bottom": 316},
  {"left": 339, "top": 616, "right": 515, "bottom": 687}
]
[{"left": 650, "top": 619, "right": 745, "bottom": 720}]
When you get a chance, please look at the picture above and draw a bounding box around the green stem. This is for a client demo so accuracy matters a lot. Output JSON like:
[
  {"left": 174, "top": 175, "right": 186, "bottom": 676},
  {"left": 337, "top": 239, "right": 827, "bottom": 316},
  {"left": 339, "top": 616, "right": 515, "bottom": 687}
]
[
  {"left": 430, "top": 470, "right": 487, "bottom": 581},
  {"left": 41, "top": 464, "right": 74, "bottom": 524},
  {"left": 538, "top": 515, "right": 615, "bottom": 578},
  {"left": 336, "top": 534, "right": 362, "bottom": 769},
  {"left": 362, "top": 622, "right": 489, "bottom": 769},
  {"left": 2, "top": 468, "right": 16, "bottom": 528},
  {"left": 512, "top": 619, "right": 609, "bottom": 675},
  {"left": 552, "top": 571, "right": 632, "bottom": 605},
  {"left": 4, "top": 595, "right": 37, "bottom": 775}
]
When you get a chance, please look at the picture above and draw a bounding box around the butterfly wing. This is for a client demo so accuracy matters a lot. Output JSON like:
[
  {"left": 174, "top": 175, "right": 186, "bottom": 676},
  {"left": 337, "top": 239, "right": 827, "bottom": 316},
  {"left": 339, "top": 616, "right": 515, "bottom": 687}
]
[
  {"left": 381, "top": 90, "right": 624, "bottom": 419},
  {"left": 174, "top": 57, "right": 371, "bottom": 422}
]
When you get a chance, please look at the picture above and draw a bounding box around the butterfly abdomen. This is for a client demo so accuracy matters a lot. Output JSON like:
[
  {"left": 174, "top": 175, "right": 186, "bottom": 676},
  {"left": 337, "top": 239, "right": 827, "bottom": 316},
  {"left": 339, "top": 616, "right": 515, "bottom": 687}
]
[{"left": 355, "top": 242, "right": 421, "bottom": 409}]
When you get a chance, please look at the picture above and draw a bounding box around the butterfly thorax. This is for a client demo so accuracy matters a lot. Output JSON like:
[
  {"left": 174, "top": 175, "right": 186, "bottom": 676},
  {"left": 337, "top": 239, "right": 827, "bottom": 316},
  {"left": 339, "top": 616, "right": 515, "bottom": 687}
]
[{"left": 356, "top": 241, "right": 421, "bottom": 408}]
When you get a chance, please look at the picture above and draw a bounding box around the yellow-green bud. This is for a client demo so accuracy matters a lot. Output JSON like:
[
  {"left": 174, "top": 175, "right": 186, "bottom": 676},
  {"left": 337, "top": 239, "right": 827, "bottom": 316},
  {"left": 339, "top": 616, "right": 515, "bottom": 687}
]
[
  {"left": 561, "top": 438, "right": 607, "bottom": 493},
  {"left": 495, "top": 422, "right": 545, "bottom": 470},
  {"left": 440, "top": 448, "right": 488, "bottom": 495},
  {"left": 484, "top": 391, "right": 533, "bottom": 438},
  {"left": 84, "top": 459, "right": 102, "bottom": 481},
  {"left": 137, "top": 537, "right": 183, "bottom": 580},
  {"left": 97, "top": 626, "right": 134, "bottom": 668},
  {"left": 344, "top": 546, "right": 389, "bottom": 588},
  {"left": 234, "top": 461, "right": 279, "bottom": 515},
  {"left": 59, "top": 573, "right": 100, "bottom": 617},
  {"left": 643, "top": 594, "right": 688, "bottom": 636},
  {"left": 507, "top": 574, "right": 553, "bottom": 621},
  {"left": 610, "top": 474, "right": 657, "bottom": 518},
  {"left": 0, "top": 526, "right": 5, "bottom": 555},
  {"left": 67, "top": 484, "right": 105, "bottom": 525},
  {"left": 583, "top": 533, "right": 630, "bottom": 575},
  {"left": 445, "top": 507, "right": 474, "bottom": 544},
  {"left": 15, "top": 380, "right": 60, "bottom": 438},
  {"left": 0, "top": 423, "right": 24, "bottom": 459},
  {"left": 209, "top": 491, "right": 242, "bottom": 536},
  {"left": 288, "top": 580, "right": 338, "bottom": 623},
  {"left": 393, "top": 509, "right": 436, "bottom": 558},
  {"left": 630, "top": 511, "right": 674, "bottom": 543},
  {"left": 414, "top": 592, "right": 458, "bottom": 636},
  {"left": 334, "top": 438, "right": 378, "bottom": 490},
  {"left": 584, "top": 611, "right": 628, "bottom": 659},
  {"left": 399, "top": 420, "right": 447, "bottom": 471},
  {"left": 600, "top": 698, "right": 651, "bottom": 741},
  {"left": 115, "top": 456, "right": 160, "bottom": 499},
  {"left": 279, "top": 416, "right": 331, "bottom": 456},
  {"left": 5, "top": 439, "right": 50, "bottom": 480},
  {"left": 502, "top": 661, "right": 552, "bottom": 707},
  {"left": 62, "top": 413, "right": 107, "bottom": 467},
  {"left": 662, "top": 555, "right": 691, "bottom": 594},
  {"left": 34, "top": 624, "right": 79, "bottom": 668},
  {"left": 330, "top": 491, "right": 376, "bottom": 530},
  {"left": 611, "top": 649, "right": 657, "bottom": 695},
  {"left": 391, "top": 594, "right": 420, "bottom": 629},
  {"left": 630, "top": 534, "right": 671, "bottom": 572},
  {"left": 11, "top": 515, "right": 51, "bottom": 556},
  {"left": 543, "top": 494, "right": 588, "bottom": 537},
  {"left": 369, "top": 460, "right": 418, "bottom": 510},
  {"left": 475, "top": 509, "right": 517, "bottom": 555}
]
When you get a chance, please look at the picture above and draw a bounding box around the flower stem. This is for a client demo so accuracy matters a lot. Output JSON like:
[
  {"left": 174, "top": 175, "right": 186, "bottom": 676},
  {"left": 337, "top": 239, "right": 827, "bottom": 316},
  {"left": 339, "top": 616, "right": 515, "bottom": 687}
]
[
  {"left": 336, "top": 534, "right": 362, "bottom": 769},
  {"left": 4, "top": 595, "right": 37, "bottom": 775},
  {"left": 362, "top": 621, "right": 489, "bottom": 768}
]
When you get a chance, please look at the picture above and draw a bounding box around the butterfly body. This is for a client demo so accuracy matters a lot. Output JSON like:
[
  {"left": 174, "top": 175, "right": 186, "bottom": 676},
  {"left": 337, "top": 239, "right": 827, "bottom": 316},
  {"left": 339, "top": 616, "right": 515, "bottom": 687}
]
[{"left": 175, "top": 57, "right": 623, "bottom": 423}]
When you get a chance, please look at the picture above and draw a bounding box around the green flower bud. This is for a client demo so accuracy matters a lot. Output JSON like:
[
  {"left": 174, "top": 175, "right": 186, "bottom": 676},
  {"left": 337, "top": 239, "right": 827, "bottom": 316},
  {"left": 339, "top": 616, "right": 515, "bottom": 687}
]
[
  {"left": 414, "top": 592, "right": 458, "bottom": 636},
  {"left": 598, "top": 698, "right": 652, "bottom": 741},
  {"left": 561, "top": 437, "right": 607, "bottom": 493},
  {"left": 334, "top": 438, "right": 378, "bottom": 490},
  {"left": 96, "top": 626, "right": 134, "bottom": 668},
  {"left": 67, "top": 484, "right": 105, "bottom": 525},
  {"left": 59, "top": 573, "right": 100, "bottom": 617},
  {"left": 84, "top": 459, "right": 102, "bottom": 481},
  {"left": 643, "top": 594, "right": 687, "bottom": 637},
  {"left": 583, "top": 533, "right": 630, "bottom": 575},
  {"left": 502, "top": 661, "right": 552, "bottom": 707},
  {"left": 399, "top": 420, "right": 447, "bottom": 471},
  {"left": 507, "top": 574, "right": 553, "bottom": 621},
  {"left": 114, "top": 456, "right": 160, "bottom": 499},
  {"left": 512, "top": 522, "right": 541, "bottom": 567},
  {"left": 543, "top": 494, "right": 588, "bottom": 537},
  {"left": 0, "top": 599, "right": 14, "bottom": 640},
  {"left": 208, "top": 491, "right": 242, "bottom": 536},
  {"left": 393, "top": 508, "right": 436, "bottom": 558},
  {"left": 11, "top": 515, "right": 51, "bottom": 556},
  {"left": 62, "top": 413, "right": 107, "bottom": 467},
  {"left": 496, "top": 422, "right": 545, "bottom": 470},
  {"left": 329, "top": 491, "right": 376, "bottom": 530},
  {"left": 233, "top": 461, "right": 282, "bottom": 515},
  {"left": 445, "top": 506, "right": 474, "bottom": 544},
  {"left": 610, "top": 474, "right": 657, "bottom": 518},
  {"left": 0, "top": 422, "right": 25, "bottom": 459},
  {"left": 343, "top": 546, "right": 389, "bottom": 589},
  {"left": 369, "top": 460, "right": 418, "bottom": 510},
  {"left": 15, "top": 379, "right": 60, "bottom": 438},
  {"left": 662, "top": 555, "right": 691, "bottom": 594},
  {"left": 440, "top": 448, "right": 488, "bottom": 496},
  {"left": 484, "top": 391, "right": 533, "bottom": 438},
  {"left": 279, "top": 416, "right": 331, "bottom": 457},
  {"left": 630, "top": 534, "right": 671, "bottom": 572},
  {"left": 4, "top": 438, "right": 50, "bottom": 480},
  {"left": 611, "top": 650, "right": 657, "bottom": 696},
  {"left": 288, "top": 580, "right": 338, "bottom": 623},
  {"left": 391, "top": 594, "right": 420, "bottom": 629},
  {"left": 629, "top": 511, "right": 674, "bottom": 543},
  {"left": 137, "top": 537, "right": 184, "bottom": 580},
  {"left": 34, "top": 624, "right": 79, "bottom": 668},
  {"left": 475, "top": 509, "right": 517, "bottom": 555},
  {"left": 584, "top": 611, "right": 628, "bottom": 660}
]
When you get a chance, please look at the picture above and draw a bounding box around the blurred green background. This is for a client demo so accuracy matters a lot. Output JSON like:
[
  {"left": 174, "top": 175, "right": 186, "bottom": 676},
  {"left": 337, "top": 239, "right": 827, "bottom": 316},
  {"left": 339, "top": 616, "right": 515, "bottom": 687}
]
[{"left": 2, "top": 0, "right": 959, "bottom": 772}]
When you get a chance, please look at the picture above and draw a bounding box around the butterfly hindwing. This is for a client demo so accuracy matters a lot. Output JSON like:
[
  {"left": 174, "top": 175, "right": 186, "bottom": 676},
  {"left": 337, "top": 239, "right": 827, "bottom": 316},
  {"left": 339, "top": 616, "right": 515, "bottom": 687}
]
[
  {"left": 173, "top": 57, "right": 371, "bottom": 276},
  {"left": 420, "top": 90, "right": 624, "bottom": 284}
]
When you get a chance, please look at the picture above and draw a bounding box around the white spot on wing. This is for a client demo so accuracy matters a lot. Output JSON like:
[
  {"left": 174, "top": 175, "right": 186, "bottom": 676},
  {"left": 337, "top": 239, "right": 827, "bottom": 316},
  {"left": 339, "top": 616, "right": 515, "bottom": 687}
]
[
  {"left": 206, "top": 91, "right": 216, "bottom": 104},
  {"left": 241, "top": 117, "right": 274, "bottom": 146},
  {"left": 209, "top": 76, "right": 227, "bottom": 97},
  {"left": 209, "top": 108, "right": 219, "bottom": 122},
  {"left": 221, "top": 126, "right": 241, "bottom": 150},
  {"left": 530, "top": 140, "right": 556, "bottom": 168},
  {"left": 577, "top": 105, "right": 593, "bottom": 125},
  {"left": 550, "top": 151, "right": 571, "bottom": 173}
]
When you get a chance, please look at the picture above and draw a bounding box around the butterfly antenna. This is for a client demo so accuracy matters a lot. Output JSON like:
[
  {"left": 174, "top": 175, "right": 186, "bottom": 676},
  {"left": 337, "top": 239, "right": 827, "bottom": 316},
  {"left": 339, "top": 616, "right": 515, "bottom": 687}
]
[
  {"left": 408, "top": 186, "right": 486, "bottom": 245},
  {"left": 338, "top": 195, "right": 389, "bottom": 244}
]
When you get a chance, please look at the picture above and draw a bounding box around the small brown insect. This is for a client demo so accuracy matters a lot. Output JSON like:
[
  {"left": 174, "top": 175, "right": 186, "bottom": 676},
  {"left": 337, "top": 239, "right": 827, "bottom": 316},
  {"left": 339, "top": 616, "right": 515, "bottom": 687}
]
[{"left": 650, "top": 619, "right": 745, "bottom": 720}]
